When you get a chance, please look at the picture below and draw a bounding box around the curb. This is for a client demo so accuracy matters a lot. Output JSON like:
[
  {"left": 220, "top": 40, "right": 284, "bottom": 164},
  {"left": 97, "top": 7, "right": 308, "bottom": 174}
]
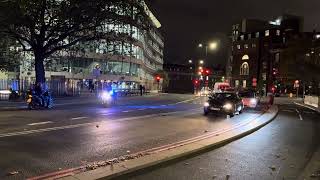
[
  {"left": 56, "top": 105, "right": 278, "bottom": 180},
  {"left": 294, "top": 102, "right": 320, "bottom": 113}
]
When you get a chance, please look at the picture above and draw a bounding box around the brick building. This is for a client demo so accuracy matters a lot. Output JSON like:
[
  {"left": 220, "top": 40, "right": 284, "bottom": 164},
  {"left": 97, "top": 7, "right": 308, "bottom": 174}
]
[{"left": 229, "top": 14, "right": 320, "bottom": 95}]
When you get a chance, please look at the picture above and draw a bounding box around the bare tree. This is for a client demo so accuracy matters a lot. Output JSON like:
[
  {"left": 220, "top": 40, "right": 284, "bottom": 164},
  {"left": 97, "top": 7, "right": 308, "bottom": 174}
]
[{"left": 0, "top": 0, "right": 149, "bottom": 83}]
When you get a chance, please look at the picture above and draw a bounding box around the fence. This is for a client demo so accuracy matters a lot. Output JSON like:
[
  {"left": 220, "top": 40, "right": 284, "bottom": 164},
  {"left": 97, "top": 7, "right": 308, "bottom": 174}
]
[{"left": 0, "top": 79, "right": 152, "bottom": 101}]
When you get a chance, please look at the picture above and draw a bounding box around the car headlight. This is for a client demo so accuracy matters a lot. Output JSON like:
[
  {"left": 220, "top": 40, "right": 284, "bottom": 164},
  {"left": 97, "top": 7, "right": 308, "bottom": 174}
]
[
  {"left": 102, "top": 92, "right": 111, "bottom": 100},
  {"left": 223, "top": 103, "right": 233, "bottom": 110},
  {"left": 250, "top": 98, "right": 257, "bottom": 104},
  {"left": 204, "top": 102, "right": 210, "bottom": 107}
]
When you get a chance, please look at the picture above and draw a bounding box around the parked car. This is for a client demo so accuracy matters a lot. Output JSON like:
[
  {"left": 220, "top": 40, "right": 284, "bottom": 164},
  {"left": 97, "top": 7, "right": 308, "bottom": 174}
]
[
  {"left": 204, "top": 92, "right": 244, "bottom": 117},
  {"left": 239, "top": 90, "right": 260, "bottom": 108}
]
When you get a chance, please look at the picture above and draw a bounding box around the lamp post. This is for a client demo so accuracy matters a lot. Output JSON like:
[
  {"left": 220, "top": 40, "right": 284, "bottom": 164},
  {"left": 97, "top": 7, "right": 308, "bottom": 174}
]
[{"left": 198, "top": 41, "right": 218, "bottom": 58}]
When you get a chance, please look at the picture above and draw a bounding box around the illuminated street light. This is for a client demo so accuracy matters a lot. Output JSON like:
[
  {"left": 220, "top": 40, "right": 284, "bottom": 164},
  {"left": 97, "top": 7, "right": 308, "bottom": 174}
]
[
  {"left": 199, "top": 60, "right": 204, "bottom": 64},
  {"left": 188, "top": 60, "right": 193, "bottom": 64},
  {"left": 198, "top": 43, "right": 203, "bottom": 48},
  {"left": 198, "top": 66, "right": 203, "bottom": 70},
  {"left": 209, "top": 42, "right": 218, "bottom": 50}
]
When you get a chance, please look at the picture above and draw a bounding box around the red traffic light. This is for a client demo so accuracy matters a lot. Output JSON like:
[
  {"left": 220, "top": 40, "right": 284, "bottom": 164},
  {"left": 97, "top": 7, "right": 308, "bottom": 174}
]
[
  {"left": 156, "top": 76, "right": 161, "bottom": 81},
  {"left": 205, "top": 70, "right": 210, "bottom": 74}
]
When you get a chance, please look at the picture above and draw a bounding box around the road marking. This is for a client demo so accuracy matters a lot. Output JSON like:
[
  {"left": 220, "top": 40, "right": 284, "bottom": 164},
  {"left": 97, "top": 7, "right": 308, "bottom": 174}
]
[
  {"left": 295, "top": 109, "right": 303, "bottom": 120},
  {"left": 138, "top": 108, "right": 146, "bottom": 111},
  {"left": 122, "top": 110, "right": 130, "bottom": 113},
  {"left": 294, "top": 102, "right": 317, "bottom": 111},
  {"left": 168, "top": 97, "right": 200, "bottom": 105},
  {"left": 161, "top": 105, "right": 167, "bottom": 107},
  {"left": 303, "top": 111, "right": 315, "bottom": 114},
  {"left": 281, "top": 109, "right": 295, "bottom": 113},
  {"left": 71, "top": 117, "right": 88, "bottom": 120},
  {"left": 100, "top": 113, "right": 113, "bottom": 116},
  {"left": 28, "top": 121, "right": 53, "bottom": 126},
  {"left": 0, "top": 108, "right": 201, "bottom": 138}
]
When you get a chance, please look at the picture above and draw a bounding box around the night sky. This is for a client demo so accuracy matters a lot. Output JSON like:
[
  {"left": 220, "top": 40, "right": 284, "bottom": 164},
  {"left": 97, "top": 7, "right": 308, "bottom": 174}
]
[{"left": 148, "top": 0, "right": 320, "bottom": 66}]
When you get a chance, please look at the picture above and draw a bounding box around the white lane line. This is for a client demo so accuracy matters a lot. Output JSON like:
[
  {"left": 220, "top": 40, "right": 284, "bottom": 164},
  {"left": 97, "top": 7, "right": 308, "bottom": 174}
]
[
  {"left": 281, "top": 109, "right": 295, "bottom": 113},
  {"left": 161, "top": 105, "right": 167, "bottom": 107},
  {"left": 101, "top": 113, "right": 113, "bottom": 116},
  {"left": 304, "top": 111, "right": 315, "bottom": 114},
  {"left": 0, "top": 108, "right": 202, "bottom": 138},
  {"left": 168, "top": 97, "right": 200, "bottom": 105},
  {"left": 295, "top": 109, "right": 303, "bottom": 120},
  {"left": 71, "top": 117, "right": 88, "bottom": 120},
  {"left": 138, "top": 108, "right": 146, "bottom": 111},
  {"left": 28, "top": 121, "right": 53, "bottom": 126},
  {"left": 122, "top": 110, "right": 130, "bottom": 113}
]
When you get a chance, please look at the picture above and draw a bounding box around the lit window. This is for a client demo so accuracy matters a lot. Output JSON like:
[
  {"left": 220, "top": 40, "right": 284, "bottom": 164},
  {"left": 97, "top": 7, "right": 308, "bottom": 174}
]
[
  {"left": 265, "top": 30, "right": 270, "bottom": 36},
  {"left": 235, "top": 80, "right": 239, "bottom": 87},
  {"left": 244, "top": 44, "right": 249, "bottom": 49},
  {"left": 276, "top": 30, "right": 281, "bottom": 36},
  {"left": 243, "top": 80, "right": 247, "bottom": 88},
  {"left": 316, "top": 34, "right": 320, "bottom": 39},
  {"left": 256, "top": 32, "right": 260, "bottom": 38},
  {"left": 242, "top": 55, "right": 249, "bottom": 60},
  {"left": 240, "top": 62, "right": 249, "bottom": 75},
  {"left": 240, "top": 35, "right": 244, "bottom": 40},
  {"left": 252, "top": 43, "right": 256, "bottom": 48},
  {"left": 237, "top": 45, "right": 241, "bottom": 50}
]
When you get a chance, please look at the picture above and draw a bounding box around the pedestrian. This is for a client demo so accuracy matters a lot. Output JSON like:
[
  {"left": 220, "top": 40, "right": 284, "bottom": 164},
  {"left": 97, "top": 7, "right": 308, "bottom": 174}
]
[{"left": 139, "top": 85, "right": 143, "bottom": 96}]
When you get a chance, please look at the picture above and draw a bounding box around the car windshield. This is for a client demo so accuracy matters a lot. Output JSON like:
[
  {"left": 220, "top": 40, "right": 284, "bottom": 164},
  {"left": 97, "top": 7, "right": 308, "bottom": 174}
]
[
  {"left": 239, "top": 91, "right": 255, "bottom": 98},
  {"left": 212, "top": 93, "right": 236, "bottom": 100}
]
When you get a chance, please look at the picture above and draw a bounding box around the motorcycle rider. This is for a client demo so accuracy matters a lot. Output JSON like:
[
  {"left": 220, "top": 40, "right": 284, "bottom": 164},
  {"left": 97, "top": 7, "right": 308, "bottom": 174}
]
[{"left": 34, "top": 82, "right": 44, "bottom": 106}]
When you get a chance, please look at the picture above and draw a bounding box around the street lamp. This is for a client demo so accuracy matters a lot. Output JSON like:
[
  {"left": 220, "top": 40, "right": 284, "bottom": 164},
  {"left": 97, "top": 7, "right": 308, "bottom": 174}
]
[
  {"left": 198, "top": 41, "right": 219, "bottom": 57},
  {"left": 209, "top": 42, "right": 218, "bottom": 50},
  {"left": 199, "top": 60, "right": 204, "bottom": 65},
  {"left": 188, "top": 59, "right": 193, "bottom": 64}
]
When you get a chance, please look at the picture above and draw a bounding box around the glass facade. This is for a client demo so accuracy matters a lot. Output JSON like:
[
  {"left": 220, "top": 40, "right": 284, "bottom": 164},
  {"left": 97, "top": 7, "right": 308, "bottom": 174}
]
[{"left": 19, "top": 0, "right": 164, "bottom": 90}]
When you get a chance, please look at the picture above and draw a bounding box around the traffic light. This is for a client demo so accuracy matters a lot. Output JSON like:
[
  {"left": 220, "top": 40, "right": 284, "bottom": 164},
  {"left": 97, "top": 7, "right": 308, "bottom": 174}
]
[
  {"left": 194, "top": 80, "right": 199, "bottom": 86},
  {"left": 156, "top": 76, "right": 161, "bottom": 82}
]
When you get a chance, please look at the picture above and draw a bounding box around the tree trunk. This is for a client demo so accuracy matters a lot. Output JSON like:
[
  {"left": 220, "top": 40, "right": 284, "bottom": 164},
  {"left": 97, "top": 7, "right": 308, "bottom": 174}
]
[{"left": 35, "top": 53, "right": 45, "bottom": 84}]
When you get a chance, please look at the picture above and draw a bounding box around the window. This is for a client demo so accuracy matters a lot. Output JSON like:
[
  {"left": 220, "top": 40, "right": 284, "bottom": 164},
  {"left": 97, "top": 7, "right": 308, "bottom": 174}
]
[
  {"left": 256, "top": 32, "right": 260, "bottom": 38},
  {"left": 265, "top": 30, "right": 270, "bottom": 36},
  {"left": 235, "top": 80, "right": 240, "bottom": 87},
  {"left": 240, "top": 35, "right": 244, "bottom": 40},
  {"left": 237, "top": 44, "right": 241, "bottom": 50},
  {"left": 275, "top": 53, "right": 280, "bottom": 63},
  {"left": 276, "top": 30, "right": 281, "bottom": 36},
  {"left": 252, "top": 43, "right": 256, "bottom": 48},
  {"left": 244, "top": 44, "right": 249, "bottom": 49},
  {"left": 240, "top": 62, "right": 249, "bottom": 75},
  {"left": 242, "top": 55, "right": 249, "bottom": 60},
  {"left": 248, "top": 34, "right": 252, "bottom": 39},
  {"left": 243, "top": 80, "right": 247, "bottom": 88}
]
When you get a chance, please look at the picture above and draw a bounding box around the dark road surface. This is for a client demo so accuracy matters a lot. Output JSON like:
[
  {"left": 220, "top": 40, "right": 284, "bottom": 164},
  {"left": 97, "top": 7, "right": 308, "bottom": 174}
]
[
  {"left": 0, "top": 94, "right": 264, "bottom": 179},
  {"left": 124, "top": 99, "right": 320, "bottom": 180}
]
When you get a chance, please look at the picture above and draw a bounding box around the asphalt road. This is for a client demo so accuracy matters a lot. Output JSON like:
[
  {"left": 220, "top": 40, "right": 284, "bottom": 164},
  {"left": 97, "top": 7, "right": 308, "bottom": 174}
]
[
  {"left": 124, "top": 99, "right": 320, "bottom": 180},
  {"left": 0, "top": 94, "right": 265, "bottom": 180}
]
